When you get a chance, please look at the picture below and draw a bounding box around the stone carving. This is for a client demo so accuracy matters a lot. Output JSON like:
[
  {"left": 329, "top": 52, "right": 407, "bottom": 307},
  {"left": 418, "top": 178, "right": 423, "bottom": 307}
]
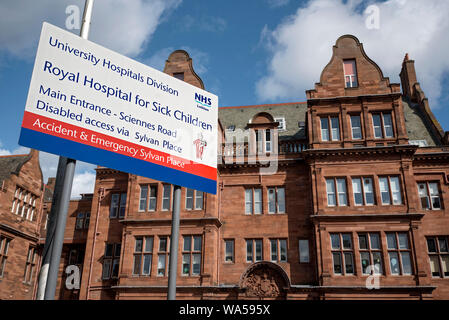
[{"left": 241, "top": 263, "right": 288, "bottom": 298}]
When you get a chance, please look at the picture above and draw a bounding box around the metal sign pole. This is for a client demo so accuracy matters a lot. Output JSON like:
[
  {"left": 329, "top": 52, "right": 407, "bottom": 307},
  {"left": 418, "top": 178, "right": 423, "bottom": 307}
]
[
  {"left": 36, "top": 157, "right": 66, "bottom": 299},
  {"left": 43, "top": 158, "right": 76, "bottom": 299},
  {"left": 167, "top": 185, "right": 181, "bottom": 300},
  {"left": 42, "top": 0, "right": 94, "bottom": 300}
]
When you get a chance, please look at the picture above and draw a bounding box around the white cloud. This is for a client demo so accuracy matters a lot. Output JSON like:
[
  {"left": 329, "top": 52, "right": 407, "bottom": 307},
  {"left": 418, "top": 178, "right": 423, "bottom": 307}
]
[
  {"left": 0, "top": 0, "right": 181, "bottom": 59},
  {"left": 71, "top": 171, "right": 96, "bottom": 199},
  {"left": 0, "top": 149, "right": 11, "bottom": 156},
  {"left": 36, "top": 151, "right": 97, "bottom": 198},
  {"left": 0, "top": 141, "right": 11, "bottom": 156},
  {"left": 256, "top": 0, "right": 449, "bottom": 109},
  {"left": 0, "top": 142, "right": 96, "bottom": 198}
]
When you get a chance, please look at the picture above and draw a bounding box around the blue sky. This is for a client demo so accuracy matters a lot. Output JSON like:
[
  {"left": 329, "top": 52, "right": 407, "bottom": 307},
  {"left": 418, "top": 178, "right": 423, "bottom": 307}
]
[{"left": 0, "top": 0, "right": 448, "bottom": 196}]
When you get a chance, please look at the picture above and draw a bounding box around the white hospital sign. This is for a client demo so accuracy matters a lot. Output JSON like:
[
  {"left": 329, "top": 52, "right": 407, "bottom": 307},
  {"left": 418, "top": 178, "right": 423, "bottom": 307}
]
[{"left": 19, "top": 22, "right": 218, "bottom": 194}]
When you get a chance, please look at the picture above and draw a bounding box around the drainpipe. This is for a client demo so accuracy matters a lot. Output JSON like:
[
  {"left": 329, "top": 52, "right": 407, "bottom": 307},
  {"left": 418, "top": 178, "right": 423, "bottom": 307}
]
[
  {"left": 216, "top": 181, "right": 223, "bottom": 286},
  {"left": 86, "top": 187, "right": 104, "bottom": 300},
  {"left": 33, "top": 184, "right": 46, "bottom": 299}
]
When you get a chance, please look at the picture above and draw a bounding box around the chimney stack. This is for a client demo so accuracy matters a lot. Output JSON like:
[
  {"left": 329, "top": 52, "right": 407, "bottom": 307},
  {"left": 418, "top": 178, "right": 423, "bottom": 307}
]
[{"left": 399, "top": 53, "right": 418, "bottom": 102}]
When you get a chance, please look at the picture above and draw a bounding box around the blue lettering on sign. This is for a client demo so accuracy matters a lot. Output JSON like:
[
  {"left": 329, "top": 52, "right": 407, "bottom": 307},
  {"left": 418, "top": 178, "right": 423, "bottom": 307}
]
[{"left": 195, "top": 93, "right": 212, "bottom": 111}]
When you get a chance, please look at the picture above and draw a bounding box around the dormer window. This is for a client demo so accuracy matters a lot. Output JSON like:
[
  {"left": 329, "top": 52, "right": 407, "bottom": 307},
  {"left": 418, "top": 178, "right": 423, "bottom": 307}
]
[
  {"left": 274, "top": 117, "right": 286, "bottom": 131},
  {"left": 256, "top": 129, "right": 272, "bottom": 153},
  {"left": 343, "top": 59, "right": 358, "bottom": 88}
]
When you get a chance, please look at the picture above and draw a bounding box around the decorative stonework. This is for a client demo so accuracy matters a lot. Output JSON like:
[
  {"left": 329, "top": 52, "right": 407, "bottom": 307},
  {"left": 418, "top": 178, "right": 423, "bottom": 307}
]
[{"left": 240, "top": 262, "right": 289, "bottom": 299}]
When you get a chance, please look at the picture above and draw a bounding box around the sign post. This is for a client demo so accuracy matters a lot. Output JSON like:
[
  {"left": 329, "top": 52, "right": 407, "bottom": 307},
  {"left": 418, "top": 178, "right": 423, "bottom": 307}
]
[
  {"left": 167, "top": 185, "right": 181, "bottom": 300},
  {"left": 40, "top": 0, "right": 95, "bottom": 300}
]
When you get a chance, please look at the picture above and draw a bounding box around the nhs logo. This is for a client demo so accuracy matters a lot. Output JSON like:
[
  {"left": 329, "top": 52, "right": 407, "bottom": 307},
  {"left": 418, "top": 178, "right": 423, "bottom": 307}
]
[{"left": 195, "top": 93, "right": 212, "bottom": 111}]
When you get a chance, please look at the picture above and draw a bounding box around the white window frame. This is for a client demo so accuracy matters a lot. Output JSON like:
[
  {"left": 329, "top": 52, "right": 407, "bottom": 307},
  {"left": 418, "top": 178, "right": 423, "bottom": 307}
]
[
  {"left": 378, "top": 176, "right": 402, "bottom": 206},
  {"left": 245, "top": 188, "right": 262, "bottom": 215},
  {"left": 185, "top": 189, "right": 204, "bottom": 211},
  {"left": 352, "top": 177, "right": 374, "bottom": 206},
  {"left": 343, "top": 60, "right": 358, "bottom": 88},
  {"left": 372, "top": 112, "right": 394, "bottom": 139},
  {"left": 139, "top": 185, "right": 148, "bottom": 212},
  {"left": 274, "top": 117, "right": 286, "bottom": 131},
  {"left": 418, "top": 182, "right": 442, "bottom": 210},
  {"left": 268, "top": 187, "right": 286, "bottom": 214},
  {"left": 162, "top": 185, "right": 172, "bottom": 211},
  {"left": 320, "top": 116, "right": 340, "bottom": 142},
  {"left": 350, "top": 115, "right": 362, "bottom": 140},
  {"left": 224, "top": 239, "right": 234, "bottom": 263},
  {"left": 326, "top": 178, "right": 347, "bottom": 207}
]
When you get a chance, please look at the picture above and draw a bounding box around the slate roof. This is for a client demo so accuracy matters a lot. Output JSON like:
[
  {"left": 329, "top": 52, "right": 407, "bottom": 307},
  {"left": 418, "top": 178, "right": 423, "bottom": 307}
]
[
  {"left": 402, "top": 98, "right": 440, "bottom": 146},
  {"left": 219, "top": 98, "right": 441, "bottom": 146},
  {"left": 0, "top": 153, "right": 32, "bottom": 185},
  {"left": 219, "top": 102, "right": 308, "bottom": 141}
]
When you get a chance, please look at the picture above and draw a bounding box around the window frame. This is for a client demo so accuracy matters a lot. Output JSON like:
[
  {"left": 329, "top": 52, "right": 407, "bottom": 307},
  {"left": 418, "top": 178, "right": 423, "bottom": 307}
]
[
  {"left": 84, "top": 212, "right": 90, "bottom": 229},
  {"left": 245, "top": 187, "right": 263, "bottom": 215},
  {"left": 325, "top": 177, "right": 348, "bottom": 207},
  {"left": 162, "top": 185, "right": 172, "bottom": 211},
  {"left": 358, "top": 233, "right": 383, "bottom": 275},
  {"left": 132, "top": 236, "right": 154, "bottom": 276},
  {"left": 0, "top": 236, "right": 11, "bottom": 278},
  {"left": 270, "top": 238, "right": 288, "bottom": 263},
  {"left": 330, "top": 233, "right": 355, "bottom": 275},
  {"left": 138, "top": 183, "right": 158, "bottom": 212},
  {"left": 320, "top": 116, "right": 340, "bottom": 142},
  {"left": 224, "top": 239, "right": 235, "bottom": 263},
  {"left": 75, "top": 212, "right": 84, "bottom": 230},
  {"left": 350, "top": 114, "right": 362, "bottom": 140},
  {"left": 343, "top": 59, "right": 358, "bottom": 88},
  {"left": 185, "top": 188, "right": 204, "bottom": 211},
  {"left": 102, "top": 243, "right": 121, "bottom": 280},
  {"left": 351, "top": 177, "right": 375, "bottom": 206},
  {"left": 23, "top": 246, "right": 37, "bottom": 284},
  {"left": 157, "top": 236, "right": 170, "bottom": 277},
  {"left": 372, "top": 112, "right": 395, "bottom": 139},
  {"left": 274, "top": 117, "right": 286, "bottom": 131},
  {"left": 246, "top": 239, "right": 263, "bottom": 263},
  {"left": 109, "top": 193, "right": 127, "bottom": 218},
  {"left": 11, "top": 186, "right": 37, "bottom": 221},
  {"left": 255, "top": 129, "right": 273, "bottom": 154},
  {"left": 386, "top": 232, "right": 413, "bottom": 276},
  {"left": 299, "top": 239, "right": 310, "bottom": 263},
  {"left": 267, "top": 186, "right": 286, "bottom": 214},
  {"left": 378, "top": 176, "right": 403, "bottom": 206},
  {"left": 182, "top": 235, "right": 202, "bottom": 276},
  {"left": 426, "top": 236, "right": 449, "bottom": 278},
  {"left": 417, "top": 181, "right": 442, "bottom": 210}
]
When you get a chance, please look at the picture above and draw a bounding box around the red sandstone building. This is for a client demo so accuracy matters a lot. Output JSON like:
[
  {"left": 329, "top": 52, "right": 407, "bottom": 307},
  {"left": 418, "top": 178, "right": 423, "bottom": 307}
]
[
  {"left": 1, "top": 35, "right": 449, "bottom": 300},
  {"left": 0, "top": 149, "right": 45, "bottom": 299}
]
